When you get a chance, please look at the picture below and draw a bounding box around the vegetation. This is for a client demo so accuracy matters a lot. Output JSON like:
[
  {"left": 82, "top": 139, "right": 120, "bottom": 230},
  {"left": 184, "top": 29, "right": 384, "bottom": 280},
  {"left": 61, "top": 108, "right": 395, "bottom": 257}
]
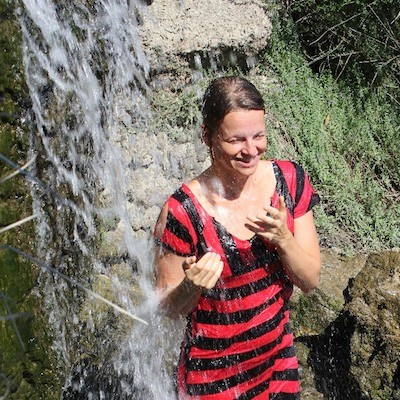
[
  {"left": 271, "top": 5, "right": 400, "bottom": 251},
  {"left": 259, "top": 20, "right": 399, "bottom": 251},
  {"left": 0, "top": 1, "right": 61, "bottom": 398},
  {"left": 288, "top": 0, "right": 400, "bottom": 102},
  {"left": 150, "top": 14, "right": 399, "bottom": 252}
]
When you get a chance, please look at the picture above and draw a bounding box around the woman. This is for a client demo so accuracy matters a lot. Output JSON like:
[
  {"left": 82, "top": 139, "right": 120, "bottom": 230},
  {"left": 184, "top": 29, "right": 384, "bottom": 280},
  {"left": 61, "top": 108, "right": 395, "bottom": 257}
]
[{"left": 154, "top": 76, "right": 321, "bottom": 399}]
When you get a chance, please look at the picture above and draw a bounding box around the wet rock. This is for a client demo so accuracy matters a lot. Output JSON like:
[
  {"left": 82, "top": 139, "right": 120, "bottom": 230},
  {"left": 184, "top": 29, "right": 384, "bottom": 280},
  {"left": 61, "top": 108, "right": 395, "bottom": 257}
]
[
  {"left": 291, "top": 250, "right": 367, "bottom": 336},
  {"left": 345, "top": 250, "right": 400, "bottom": 398},
  {"left": 295, "top": 249, "right": 400, "bottom": 400}
]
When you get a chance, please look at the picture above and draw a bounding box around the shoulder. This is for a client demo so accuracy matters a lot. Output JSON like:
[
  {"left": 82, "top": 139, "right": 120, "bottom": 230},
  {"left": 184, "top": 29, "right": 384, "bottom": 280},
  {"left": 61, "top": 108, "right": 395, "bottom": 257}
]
[
  {"left": 255, "top": 159, "right": 274, "bottom": 180},
  {"left": 154, "top": 185, "right": 187, "bottom": 238},
  {"left": 273, "top": 159, "right": 303, "bottom": 172},
  {"left": 273, "top": 159, "right": 310, "bottom": 183},
  {"left": 273, "top": 159, "right": 319, "bottom": 211}
]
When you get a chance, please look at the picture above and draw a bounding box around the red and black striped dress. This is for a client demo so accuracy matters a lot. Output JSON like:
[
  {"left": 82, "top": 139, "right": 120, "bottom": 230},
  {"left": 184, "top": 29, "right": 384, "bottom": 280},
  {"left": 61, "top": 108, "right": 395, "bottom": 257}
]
[{"left": 159, "top": 160, "right": 320, "bottom": 400}]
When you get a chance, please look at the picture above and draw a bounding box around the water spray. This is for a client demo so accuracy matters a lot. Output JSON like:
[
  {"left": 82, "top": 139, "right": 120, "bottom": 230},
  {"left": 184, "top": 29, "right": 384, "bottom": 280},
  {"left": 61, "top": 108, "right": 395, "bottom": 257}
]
[
  {"left": 0, "top": 156, "right": 36, "bottom": 184},
  {"left": 0, "top": 214, "right": 39, "bottom": 234},
  {"left": 0, "top": 245, "right": 148, "bottom": 325}
]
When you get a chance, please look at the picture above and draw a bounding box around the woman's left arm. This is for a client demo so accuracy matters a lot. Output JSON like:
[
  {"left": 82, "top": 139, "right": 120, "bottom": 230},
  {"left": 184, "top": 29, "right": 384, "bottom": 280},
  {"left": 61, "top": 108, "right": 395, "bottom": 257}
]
[
  {"left": 247, "top": 196, "right": 321, "bottom": 292},
  {"left": 276, "top": 209, "right": 321, "bottom": 292}
]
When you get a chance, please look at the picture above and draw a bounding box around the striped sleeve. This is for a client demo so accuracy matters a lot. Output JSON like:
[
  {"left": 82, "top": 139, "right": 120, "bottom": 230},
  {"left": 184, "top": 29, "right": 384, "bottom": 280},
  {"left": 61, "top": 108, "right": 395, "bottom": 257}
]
[
  {"left": 274, "top": 160, "right": 320, "bottom": 219},
  {"left": 159, "top": 189, "right": 196, "bottom": 257},
  {"left": 292, "top": 162, "right": 320, "bottom": 218}
]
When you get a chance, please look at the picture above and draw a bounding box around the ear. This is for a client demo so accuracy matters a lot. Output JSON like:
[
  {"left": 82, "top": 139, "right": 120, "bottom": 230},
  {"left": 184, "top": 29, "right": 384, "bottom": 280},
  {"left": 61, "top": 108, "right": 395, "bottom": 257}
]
[{"left": 201, "top": 124, "right": 211, "bottom": 147}]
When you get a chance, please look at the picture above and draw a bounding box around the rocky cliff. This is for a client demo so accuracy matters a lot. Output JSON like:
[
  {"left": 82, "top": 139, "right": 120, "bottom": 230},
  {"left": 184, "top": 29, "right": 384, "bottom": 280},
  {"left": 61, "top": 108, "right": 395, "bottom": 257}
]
[
  {"left": 292, "top": 250, "right": 400, "bottom": 399},
  {"left": 132, "top": 3, "right": 400, "bottom": 398},
  {"left": 4, "top": 1, "right": 398, "bottom": 399},
  {"left": 138, "top": 0, "right": 272, "bottom": 84}
]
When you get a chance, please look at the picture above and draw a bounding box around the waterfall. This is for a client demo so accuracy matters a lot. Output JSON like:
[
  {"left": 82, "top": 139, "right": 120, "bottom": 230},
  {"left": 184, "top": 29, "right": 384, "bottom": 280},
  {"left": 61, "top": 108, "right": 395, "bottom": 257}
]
[{"left": 18, "top": 0, "right": 182, "bottom": 398}]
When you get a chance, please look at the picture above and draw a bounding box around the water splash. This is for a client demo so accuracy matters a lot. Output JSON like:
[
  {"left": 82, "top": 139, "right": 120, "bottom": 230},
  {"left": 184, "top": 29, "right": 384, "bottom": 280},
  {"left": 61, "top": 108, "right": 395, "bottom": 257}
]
[
  {"left": 18, "top": 0, "right": 181, "bottom": 397},
  {"left": 1, "top": 245, "right": 148, "bottom": 325}
]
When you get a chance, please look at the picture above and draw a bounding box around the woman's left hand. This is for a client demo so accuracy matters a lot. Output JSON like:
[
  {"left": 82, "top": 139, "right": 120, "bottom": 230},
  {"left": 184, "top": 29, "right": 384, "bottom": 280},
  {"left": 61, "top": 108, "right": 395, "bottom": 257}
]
[{"left": 246, "top": 196, "right": 293, "bottom": 247}]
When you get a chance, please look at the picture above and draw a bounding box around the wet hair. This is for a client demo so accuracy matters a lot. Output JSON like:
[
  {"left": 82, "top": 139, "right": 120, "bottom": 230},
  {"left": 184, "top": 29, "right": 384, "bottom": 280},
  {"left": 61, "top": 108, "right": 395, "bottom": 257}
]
[{"left": 201, "top": 76, "right": 265, "bottom": 143}]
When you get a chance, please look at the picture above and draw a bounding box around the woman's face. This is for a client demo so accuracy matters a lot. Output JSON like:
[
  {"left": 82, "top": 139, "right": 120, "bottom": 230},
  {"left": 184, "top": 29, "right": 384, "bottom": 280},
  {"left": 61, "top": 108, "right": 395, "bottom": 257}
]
[{"left": 209, "top": 109, "right": 267, "bottom": 177}]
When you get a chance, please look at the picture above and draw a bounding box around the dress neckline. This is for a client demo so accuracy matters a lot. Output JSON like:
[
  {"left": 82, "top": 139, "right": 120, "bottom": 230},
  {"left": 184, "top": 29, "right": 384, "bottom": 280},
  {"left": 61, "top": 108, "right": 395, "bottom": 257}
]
[{"left": 182, "top": 160, "right": 279, "bottom": 243}]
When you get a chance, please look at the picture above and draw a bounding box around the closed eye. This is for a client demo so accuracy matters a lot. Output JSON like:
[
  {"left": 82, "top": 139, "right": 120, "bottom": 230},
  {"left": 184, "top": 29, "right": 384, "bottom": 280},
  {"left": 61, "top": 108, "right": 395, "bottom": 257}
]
[
  {"left": 254, "top": 132, "right": 266, "bottom": 139},
  {"left": 220, "top": 131, "right": 266, "bottom": 144},
  {"left": 227, "top": 137, "right": 245, "bottom": 144}
]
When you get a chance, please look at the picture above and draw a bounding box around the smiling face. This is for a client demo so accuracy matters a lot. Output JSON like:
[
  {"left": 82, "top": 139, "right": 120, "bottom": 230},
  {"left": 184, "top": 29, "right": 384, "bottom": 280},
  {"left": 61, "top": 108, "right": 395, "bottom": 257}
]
[{"left": 209, "top": 109, "right": 267, "bottom": 178}]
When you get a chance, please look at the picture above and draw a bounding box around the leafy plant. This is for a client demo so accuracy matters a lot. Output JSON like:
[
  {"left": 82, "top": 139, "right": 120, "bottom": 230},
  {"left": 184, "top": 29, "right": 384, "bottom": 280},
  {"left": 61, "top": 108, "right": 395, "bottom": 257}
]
[
  {"left": 287, "top": 0, "right": 400, "bottom": 103},
  {"left": 253, "top": 19, "right": 400, "bottom": 252}
]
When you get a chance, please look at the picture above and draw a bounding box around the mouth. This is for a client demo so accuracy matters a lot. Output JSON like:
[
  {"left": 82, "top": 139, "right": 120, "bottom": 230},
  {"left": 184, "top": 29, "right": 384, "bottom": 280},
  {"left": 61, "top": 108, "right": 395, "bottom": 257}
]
[{"left": 235, "top": 156, "right": 259, "bottom": 167}]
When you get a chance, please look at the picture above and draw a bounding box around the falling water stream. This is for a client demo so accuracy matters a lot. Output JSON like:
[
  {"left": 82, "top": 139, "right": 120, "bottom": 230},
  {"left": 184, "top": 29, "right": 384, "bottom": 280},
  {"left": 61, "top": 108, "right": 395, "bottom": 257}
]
[{"left": 17, "top": 0, "right": 183, "bottom": 398}]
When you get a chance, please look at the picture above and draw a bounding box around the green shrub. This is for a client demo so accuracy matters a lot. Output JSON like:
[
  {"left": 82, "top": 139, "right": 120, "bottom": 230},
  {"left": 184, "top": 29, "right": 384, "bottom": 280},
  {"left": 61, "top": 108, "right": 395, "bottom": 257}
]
[
  {"left": 255, "top": 20, "right": 400, "bottom": 252},
  {"left": 288, "top": 0, "right": 400, "bottom": 102},
  {"left": 148, "top": 25, "right": 399, "bottom": 252}
]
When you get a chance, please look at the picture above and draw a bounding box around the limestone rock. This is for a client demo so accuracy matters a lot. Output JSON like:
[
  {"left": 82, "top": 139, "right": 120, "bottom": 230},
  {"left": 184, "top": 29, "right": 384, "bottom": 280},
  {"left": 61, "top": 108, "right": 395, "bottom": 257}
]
[
  {"left": 139, "top": 0, "right": 272, "bottom": 78},
  {"left": 291, "top": 250, "right": 367, "bottom": 336},
  {"left": 345, "top": 250, "right": 400, "bottom": 398},
  {"left": 295, "top": 250, "right": 400, "bottom": 400}
]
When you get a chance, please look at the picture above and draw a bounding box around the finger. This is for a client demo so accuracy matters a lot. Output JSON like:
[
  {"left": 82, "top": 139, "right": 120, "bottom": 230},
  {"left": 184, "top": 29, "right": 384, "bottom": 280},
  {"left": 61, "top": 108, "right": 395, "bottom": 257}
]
[
  {"left": 182, "top": 255, "right": 196, "bottom": 271},
  {"left": 186, "top": 252, "right": 215, "bottom": 282},
  {"left": 248, "top": 212, "right": 277, "bottom": 228},
  {"left": 203, "top": 260, "right": 224, "bottom": 289},
  {"left": 278, "top": 196, "right": 286, "bottom": 212},
  {"left": 200, "top": 252, "right": 221, "bottom": 275},
  {"left": 246, "top": 218, "right": 267, "bottom": 233},
  {"left": 196, "top": 252, "right": 217, "bottom": 269},
  {"left": 195, "top": 253, "right": 222, "bottom": 287},
  {"left": 201, "top": 258, "right": 223, "bottom": 289},
  {"left": 182, "top": 259, "right": 190, "bottom": 271},
  {"left": 262, "top": 203, "right": 278, "bottom": 220}
]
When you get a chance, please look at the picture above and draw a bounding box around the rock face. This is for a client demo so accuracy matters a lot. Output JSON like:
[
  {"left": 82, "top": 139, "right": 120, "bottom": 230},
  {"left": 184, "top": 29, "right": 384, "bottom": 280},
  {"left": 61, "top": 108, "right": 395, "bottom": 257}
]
[
  {"left": 291, "top": 250, "right": 368, "bottom": 336},
  {"left": 345, "top": 250, "right": 400, "bottom": 399},
  {"left": 51, "top": 73, "right": 400, "bottom": 400},
  {"left": 293, "top": 250, "right": 400, "bottom": 400},
  {"left": 99, "top": 127, "right": 210, "bottom": 258},
  {"left": 139, "top": 0, "right": 272, "bottom": 79}
]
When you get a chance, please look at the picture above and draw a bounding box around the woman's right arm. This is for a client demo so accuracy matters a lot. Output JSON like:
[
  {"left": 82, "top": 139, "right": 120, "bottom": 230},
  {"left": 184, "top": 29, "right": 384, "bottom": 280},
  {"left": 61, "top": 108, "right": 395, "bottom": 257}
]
[
  {"left": 156, "top": 250, "right": 202, "bottom": 318},
  {"left": 155, "top": 204, "right": 223, "bottom": 319}
]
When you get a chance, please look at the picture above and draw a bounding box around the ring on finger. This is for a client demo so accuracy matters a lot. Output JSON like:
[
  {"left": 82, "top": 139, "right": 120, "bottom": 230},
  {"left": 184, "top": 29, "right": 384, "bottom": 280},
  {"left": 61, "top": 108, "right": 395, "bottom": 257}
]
[{"left": 182, "top": 260, "right": 190, "bottom": 271}]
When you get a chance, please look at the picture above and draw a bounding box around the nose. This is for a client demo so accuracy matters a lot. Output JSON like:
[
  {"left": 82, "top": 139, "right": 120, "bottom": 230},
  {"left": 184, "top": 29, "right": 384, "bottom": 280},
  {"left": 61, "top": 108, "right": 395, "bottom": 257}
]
[{"left": 242, "top": 138, "right": 258, "bottom": 156}]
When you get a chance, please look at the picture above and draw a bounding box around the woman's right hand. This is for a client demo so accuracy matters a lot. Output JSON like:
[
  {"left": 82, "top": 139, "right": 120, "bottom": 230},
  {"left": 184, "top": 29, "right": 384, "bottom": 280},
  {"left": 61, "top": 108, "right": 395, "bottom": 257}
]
[{"left": 182, "top": 252, "right": 223, "bottom": 290}]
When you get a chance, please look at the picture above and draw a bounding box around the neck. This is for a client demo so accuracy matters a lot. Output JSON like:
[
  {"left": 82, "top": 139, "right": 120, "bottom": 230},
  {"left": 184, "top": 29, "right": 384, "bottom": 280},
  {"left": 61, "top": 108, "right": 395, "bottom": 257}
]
[{"left": 201, "top": 165, "right": 256, "bottom": 201}]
